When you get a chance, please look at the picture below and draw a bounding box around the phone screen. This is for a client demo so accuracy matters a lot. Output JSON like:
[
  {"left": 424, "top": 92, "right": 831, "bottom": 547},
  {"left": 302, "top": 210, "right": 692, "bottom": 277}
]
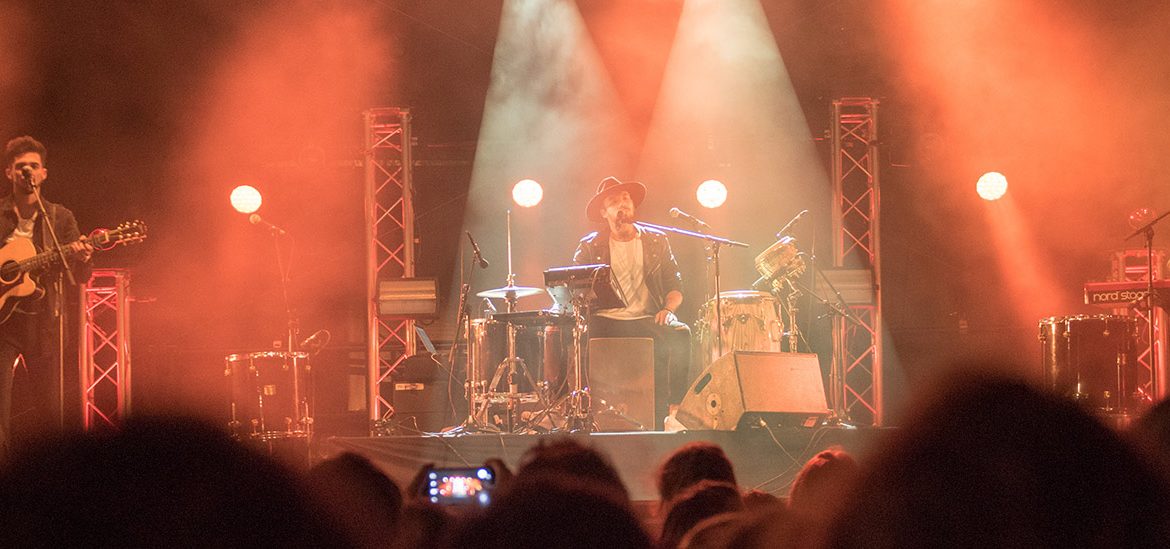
[{"left": 426, "top": 466, "right": 495, "bottom": 506}]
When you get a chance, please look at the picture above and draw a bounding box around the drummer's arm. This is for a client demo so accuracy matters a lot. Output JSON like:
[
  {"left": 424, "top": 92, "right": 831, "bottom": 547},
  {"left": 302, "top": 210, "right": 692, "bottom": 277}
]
[{"left": 655, "top": 290, "right": 683, "bottom": 325}]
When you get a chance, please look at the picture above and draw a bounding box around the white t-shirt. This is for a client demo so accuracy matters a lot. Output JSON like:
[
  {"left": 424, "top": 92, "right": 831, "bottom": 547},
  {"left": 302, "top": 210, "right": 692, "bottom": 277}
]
[
  {"left": 597, "top": 230, "right": 653, "bottom": 320},
  {"left": 6, "top": 208, "right": 37, "bottom": 243}
]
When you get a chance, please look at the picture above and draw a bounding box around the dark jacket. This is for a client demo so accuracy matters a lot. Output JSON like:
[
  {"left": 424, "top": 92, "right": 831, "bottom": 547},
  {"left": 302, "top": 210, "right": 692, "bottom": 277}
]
[{"left": 572, "top": 225, "right": 683, "bottom": 314}]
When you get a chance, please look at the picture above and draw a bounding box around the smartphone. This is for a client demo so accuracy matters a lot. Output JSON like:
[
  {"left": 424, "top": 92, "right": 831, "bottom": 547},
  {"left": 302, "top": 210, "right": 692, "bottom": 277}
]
[{"left": 425, "top": 466, "right": 496, "bottom": 506}]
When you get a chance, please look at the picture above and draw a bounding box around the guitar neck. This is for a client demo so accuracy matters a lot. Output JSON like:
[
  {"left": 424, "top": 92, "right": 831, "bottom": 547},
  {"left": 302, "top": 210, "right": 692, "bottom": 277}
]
[{"left": 20, "top": 245, "right": 81, "bottom": 275}]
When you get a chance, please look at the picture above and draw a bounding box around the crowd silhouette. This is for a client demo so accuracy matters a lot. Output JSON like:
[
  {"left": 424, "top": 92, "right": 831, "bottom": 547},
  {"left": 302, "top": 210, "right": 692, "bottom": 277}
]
[{"left": 2, "top": 368, "right": 1169, "bottom": 548}]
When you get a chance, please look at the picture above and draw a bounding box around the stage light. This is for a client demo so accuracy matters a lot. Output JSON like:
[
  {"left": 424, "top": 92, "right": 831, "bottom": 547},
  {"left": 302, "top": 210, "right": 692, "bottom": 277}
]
[
  {"left": 230, "top": 185, "right": 263, "bottom": 214},
  {"left": 512, "top": 179, "right": 543, "bottom": 208},
  {"left": 976, "top": 172, "right": 1008, "bottom": 201},
  {"left": 696, "top": 179, "right": 727, "bottom": 208}
]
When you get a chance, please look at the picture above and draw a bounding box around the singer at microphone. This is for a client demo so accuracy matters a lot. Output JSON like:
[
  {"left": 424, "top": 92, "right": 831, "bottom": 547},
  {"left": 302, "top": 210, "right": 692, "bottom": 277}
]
[
  {"left": 573, "top": 176, "right": 692, "bottom": 431},
  {"left": 1, "top": 135, "right": 96, "bottom": 452}
]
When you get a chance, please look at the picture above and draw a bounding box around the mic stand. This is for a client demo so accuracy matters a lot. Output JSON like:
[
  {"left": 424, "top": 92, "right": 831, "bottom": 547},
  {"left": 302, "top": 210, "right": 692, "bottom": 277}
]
[
  {"left": 446, "top": 245, "right": 498, "bottom": 435},
  {"left": 268, "top": 228, "right": 312, "bottom": 444},
  {"left": 633, "top": 221, "right": 748, "bottom": 357},
  {"left": 31, "top": 182, "right": 74, "bottom": 429},
  {"left": 1126, "top": 209, "right": 1169, "bottom": 403},
  {"left": 790, "top": 253, "right": 865, "bottom": 427}
]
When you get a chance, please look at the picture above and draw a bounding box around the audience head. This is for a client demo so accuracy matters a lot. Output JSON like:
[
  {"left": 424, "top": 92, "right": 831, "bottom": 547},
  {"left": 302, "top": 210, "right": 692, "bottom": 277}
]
[
  {"left": 826, "top": 370, "right": 1170, "bottom": 547},
  {"left": 395, "top": 502, "right": 457, "bottom": 549},
  {"left": 656, "top": 441, "right": 737, "bottom": 507},
  {"left": 786, "top": 446, "right": 859, "bottom": 520},
  {"left": 0, "top": 415, "right": 348, "bottom": 547},
  {"left": 1132, "top": 397, "right": 1170, "bottom": 473},
  {"left": 307, "top": 452, "right": 403, "bottom": 548},
  {"left": 515, "top": 437, "right": 629, "bottom": 502},
  {"left": 449, "top": 476, "right": 651, "bottom": 549},
  {"left": 657, "top": 480, "right": 744, "bottom": 549},
  {"left": 741, "top": 489, "right": 781, "bottom": 511}
]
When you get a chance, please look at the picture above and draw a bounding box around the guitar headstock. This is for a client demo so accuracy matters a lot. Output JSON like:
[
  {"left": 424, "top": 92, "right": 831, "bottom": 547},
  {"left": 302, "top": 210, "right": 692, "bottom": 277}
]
[{"left": 89, "top": 220, "right": 148, "bottom": 251}]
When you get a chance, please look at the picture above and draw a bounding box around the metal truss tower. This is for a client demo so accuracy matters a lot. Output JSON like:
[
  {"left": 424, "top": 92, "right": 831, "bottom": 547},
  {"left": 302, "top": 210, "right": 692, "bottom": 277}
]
[
  {"left": 1110, "top": 249, "right": 1167, "bottom": 403},
  {"left": 78, "top": 269, "right": 132, "bottom": 429},
  {"left": 364, "top": 107, "right": 418, "bottom": 432},
  {"left": 830, "top": 98, "right": 884, "bottom": 426}
]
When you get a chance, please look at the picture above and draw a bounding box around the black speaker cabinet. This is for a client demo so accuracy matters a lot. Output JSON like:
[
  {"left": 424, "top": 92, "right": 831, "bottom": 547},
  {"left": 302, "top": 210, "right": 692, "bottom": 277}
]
[
  {"left": 676, "top": 352, "right": 828, "bottom": 430},
  {"left": 589, "top": 337, "right": 656, "bottom": 431}
]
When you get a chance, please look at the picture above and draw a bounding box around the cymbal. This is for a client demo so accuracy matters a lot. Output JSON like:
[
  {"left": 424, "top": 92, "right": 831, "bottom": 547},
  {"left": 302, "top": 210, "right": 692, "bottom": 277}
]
[{"left": 476, "top": 285, "right": 546, "bottom": 299}]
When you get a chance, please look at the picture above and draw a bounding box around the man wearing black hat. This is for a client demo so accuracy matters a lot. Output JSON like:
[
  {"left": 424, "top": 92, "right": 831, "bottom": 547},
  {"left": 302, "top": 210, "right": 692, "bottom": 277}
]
[{"left": 573, "top": 176, "right": 691, "bottom": 430}]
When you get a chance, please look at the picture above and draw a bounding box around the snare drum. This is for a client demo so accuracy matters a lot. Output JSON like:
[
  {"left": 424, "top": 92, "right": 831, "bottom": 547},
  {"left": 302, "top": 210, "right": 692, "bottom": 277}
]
[
  {"left": 468, "top": 319, "right": 571, "bottom": 400},
  {"left": 1038, "top": 314, "right": 1139, "bottom": 412},
  {"left": 695, "top": 290, "right": 784, "bottom": 368},
  {"left": 225, "top": 351, "right": 312, "bottom": 439}
]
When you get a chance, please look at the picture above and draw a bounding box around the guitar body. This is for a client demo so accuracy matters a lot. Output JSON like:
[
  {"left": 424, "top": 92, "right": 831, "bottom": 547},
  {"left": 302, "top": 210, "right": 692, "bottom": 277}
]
[
  {"left": 0, "top": 236, "right": 40, "bottom": 324},
  {"left": 0, "top": 220, "right": 146, "bottom": 326}
]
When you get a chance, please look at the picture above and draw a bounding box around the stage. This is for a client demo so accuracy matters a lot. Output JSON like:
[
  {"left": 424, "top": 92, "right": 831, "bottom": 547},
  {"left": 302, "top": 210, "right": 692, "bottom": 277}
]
[{"left": 324, "top": 426, "right": 887, "bottom": 502}]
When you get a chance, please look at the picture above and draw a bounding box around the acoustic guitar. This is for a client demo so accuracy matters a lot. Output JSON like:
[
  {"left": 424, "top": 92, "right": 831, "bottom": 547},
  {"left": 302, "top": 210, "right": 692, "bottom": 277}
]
[{"left": 0, "top": 220, "right": 146, "bottom": 324}]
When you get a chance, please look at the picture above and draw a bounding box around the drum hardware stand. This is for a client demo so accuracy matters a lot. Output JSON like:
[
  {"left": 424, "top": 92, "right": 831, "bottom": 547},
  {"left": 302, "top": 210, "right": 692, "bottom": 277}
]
[
  {"left": 479, "top": 289, "right": 554, "bottom": 433},
  {"left": 632, "top": 221, "right": 749, "bottom": 358},
  {"left": 784, "top": 278, "right": 802, "bottom": 353},
  {"left": 537, "top": 265, "right": 630, "bottom": 433},
  {"left": 1126, "top": 208, "right": 1169, "bottom": 402}
]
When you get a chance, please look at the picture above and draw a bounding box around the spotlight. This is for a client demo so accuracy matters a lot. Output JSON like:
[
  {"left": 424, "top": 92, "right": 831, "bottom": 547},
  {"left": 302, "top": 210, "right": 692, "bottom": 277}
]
[
  {"left": 696, "top": 179, "right": 727, "bottom": 208},
  {"left": 976, "top": 172, "right": 1008, "bottom": 201},
  {"left": 512, "top": 179, "right": 543, "bottom": 208},
  {"left": 230, "top": 185, "right": 263, "bottom": 214}
]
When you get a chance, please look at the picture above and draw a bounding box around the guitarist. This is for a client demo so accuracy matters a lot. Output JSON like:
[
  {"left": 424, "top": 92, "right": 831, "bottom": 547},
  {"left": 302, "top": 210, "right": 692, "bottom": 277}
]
[{"left": 0, "top": 136, "right": 93, "bottom": 455}]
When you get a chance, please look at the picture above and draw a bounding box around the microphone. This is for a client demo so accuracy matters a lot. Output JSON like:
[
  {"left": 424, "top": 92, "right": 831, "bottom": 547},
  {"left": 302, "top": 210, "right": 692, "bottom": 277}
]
[
  {"left": 298, "top": 329, "right": 331, "bottom": 351},
  {"left": 466, "top": 231, "right": 489, "bottom": 269},
  {"left": 248, "top": 213, "right": 287, "bottom": 235},
  {"left": 775, "top": 209, "right": 809, "bottom": 239},
  {"left": 19, "top": 166, "right": 36, "bottom": 187},
  {"left": 669, "top": 207, "right": 710, "bottom": 229}
]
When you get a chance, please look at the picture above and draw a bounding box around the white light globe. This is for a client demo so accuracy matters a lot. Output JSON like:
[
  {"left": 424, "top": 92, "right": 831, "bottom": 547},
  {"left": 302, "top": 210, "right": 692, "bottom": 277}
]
[
  {"left": 230, "top": 185, "right": 263, "bottom": 214},
  {"left": 976, "top": 172, "right": 1008, "bottom": 201},
  {"left": 696, "top": 179, "right": 728, "bottom": 208},
  {"left": 512, "top": 179, "right": 543, "bottom": 208}
]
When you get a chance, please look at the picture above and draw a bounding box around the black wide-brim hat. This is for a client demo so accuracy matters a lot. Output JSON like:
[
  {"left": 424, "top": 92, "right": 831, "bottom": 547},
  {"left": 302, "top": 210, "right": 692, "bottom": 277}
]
[{"left": 586, "top": 176, "right": 646, "bottom": 222}]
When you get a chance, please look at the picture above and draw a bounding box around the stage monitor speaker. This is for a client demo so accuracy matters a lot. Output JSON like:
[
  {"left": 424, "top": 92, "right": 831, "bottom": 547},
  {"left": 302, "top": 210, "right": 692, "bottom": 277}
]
[
  {"left": 676, "top": 351, "right": 828, "bottom": 431},
  {"left": 589, "top": 337, "right": 655, "bottom": 432}
]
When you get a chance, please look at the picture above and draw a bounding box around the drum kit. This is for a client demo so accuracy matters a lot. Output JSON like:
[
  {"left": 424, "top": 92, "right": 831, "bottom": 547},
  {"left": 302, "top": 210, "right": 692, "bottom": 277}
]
[{"left": 451, "top": 264, "right": 626, "bottom": 433}]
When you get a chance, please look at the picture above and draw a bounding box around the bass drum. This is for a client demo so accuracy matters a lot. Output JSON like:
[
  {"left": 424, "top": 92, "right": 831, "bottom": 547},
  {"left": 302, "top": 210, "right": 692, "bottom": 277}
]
[
  {"left": 694, "top": 290, "right": 784, "bottom": 368},
  {"left": 1039, "top": 314, "right": 1141, "bottom": 413}
]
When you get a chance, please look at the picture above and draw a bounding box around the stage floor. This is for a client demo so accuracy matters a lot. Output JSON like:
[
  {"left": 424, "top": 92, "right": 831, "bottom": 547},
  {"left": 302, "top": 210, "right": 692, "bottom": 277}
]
[{"left": 325, "top": 426, "right": 887, "bottom": 501}]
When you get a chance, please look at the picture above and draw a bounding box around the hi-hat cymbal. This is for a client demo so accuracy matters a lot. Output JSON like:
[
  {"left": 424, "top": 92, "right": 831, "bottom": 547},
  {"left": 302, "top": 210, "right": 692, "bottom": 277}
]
[{"left": 476, "top": 285, "right": 545, "bottom": 299}]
